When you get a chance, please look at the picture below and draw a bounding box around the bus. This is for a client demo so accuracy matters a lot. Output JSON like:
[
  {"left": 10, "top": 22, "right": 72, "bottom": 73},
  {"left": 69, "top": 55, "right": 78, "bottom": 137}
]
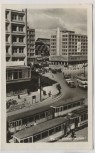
[{"left": 76, "top": 76, "right": 88, "bottom": 89}]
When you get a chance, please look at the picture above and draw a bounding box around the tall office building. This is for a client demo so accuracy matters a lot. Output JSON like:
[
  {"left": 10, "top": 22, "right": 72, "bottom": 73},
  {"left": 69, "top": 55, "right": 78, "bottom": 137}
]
[
  {"left": 27, "top": 27, "right": 35, "bottom": 64},
  {"left": 5, "top": 9, "right": 31, "bottom": 95},
  {"left": 50, "top": 28, "right": 88, "bottom": 65}
]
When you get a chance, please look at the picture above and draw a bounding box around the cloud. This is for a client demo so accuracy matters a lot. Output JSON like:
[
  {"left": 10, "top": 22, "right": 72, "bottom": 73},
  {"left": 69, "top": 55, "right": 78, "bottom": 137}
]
[{"left": 27, "top": 8, "right": 87, "bottom": 38}]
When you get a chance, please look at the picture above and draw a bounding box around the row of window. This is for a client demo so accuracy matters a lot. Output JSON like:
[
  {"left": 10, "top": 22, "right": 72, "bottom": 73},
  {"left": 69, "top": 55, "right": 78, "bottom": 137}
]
[
  {"left": 9, "top": 111, "right": 52, "bottom": 128},
  {"left": 11, "top": 14, "right": 24, "bottom": 21},
  {"left": 19, "top": 123, "right": 67, "bottom": 143},
  {"left": 55, "top": 101, "right": 83, "bottom": 112},
  {"left": 12, "top": 25, "right": 24, "bottom": 32}
]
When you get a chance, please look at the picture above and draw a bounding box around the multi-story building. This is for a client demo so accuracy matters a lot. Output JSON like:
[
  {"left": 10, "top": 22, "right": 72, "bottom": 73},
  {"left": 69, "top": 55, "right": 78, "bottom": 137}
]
[
  {"left": 5, "top": 9, "right": 31, "bottom": 95},
  {"left": 27, "top": 27, "right": 35, "bottom": 64},
  {"left": 50, "top": 28, "right": 88, "bottom": 65}
]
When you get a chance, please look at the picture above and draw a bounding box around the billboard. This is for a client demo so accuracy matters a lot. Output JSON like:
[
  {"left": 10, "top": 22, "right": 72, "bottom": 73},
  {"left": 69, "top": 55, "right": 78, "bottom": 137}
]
[{"left": 77, "top": 42, "right": 81, "bottom": 52}]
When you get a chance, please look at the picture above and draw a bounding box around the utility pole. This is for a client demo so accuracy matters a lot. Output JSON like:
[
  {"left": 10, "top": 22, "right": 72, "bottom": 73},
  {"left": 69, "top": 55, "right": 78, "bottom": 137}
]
[
  {"left": 38, "top": 75, "right": 42, "bottom": 101},
  {"left": 84, "top": 62, "right": 85, "bottom": 77}
]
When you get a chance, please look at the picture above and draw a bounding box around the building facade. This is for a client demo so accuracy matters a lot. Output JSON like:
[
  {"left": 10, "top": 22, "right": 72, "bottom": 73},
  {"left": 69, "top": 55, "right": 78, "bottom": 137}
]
[
  {"left": 35, "top": 38, "right": 50, "bottom": 56},
  {"left": 27, "top": 27, "right": 35, "bottom": 64},
  {"left": 50, "top": 28, "right": 88, "bottom": 65},
  {"left": 5, "top": 9, "right": 31, "bottom": 86}
]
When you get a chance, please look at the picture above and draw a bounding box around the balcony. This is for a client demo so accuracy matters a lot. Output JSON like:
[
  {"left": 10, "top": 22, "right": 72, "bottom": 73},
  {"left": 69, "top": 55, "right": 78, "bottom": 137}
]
[
  {"left": 6, "top": 61, "right": 25, "bottom": 67},
  {"left": 12, "top": 53, "right": 26, "bottom": 58},
  {"left": 12, "top": 42, "right": 26, "bottom": 46}
]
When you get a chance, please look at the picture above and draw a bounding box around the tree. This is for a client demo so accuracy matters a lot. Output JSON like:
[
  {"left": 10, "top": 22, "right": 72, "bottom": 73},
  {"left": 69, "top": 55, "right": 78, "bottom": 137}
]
[{"left": 56, "top": 84, "right": 61, "bottom": 94}]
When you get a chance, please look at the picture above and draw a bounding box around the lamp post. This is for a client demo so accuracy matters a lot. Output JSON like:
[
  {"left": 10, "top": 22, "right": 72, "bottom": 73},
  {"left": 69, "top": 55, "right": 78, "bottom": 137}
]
[
  {"left": 83, "top": 62, "right": 85, "bottom": 77},
  {"left": 38, "top": 75, "right": 42, "bottom": 102}
]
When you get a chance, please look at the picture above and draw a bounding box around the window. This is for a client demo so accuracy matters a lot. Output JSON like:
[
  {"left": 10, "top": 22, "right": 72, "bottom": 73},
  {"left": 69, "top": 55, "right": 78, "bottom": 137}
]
[
  {"left": 12, "top": 36, "right": 17, "bottom": 43},
  {"left": 19, "top": 37, "right": 23, "bottom": 43},
  {"left": 33, "top": 134, "right": 41, "bottom": 142},
  {"left": 73, "top": 103, "right": 77, "bottom": 107},
  {"left": 42, "top": 131, "right": 48, "bottom": 139},
  {"left": 29, "top": 116, "right": 33, "bottom": 122},
  {"left": 13, "top": 48, "right": 17, "bottom": 53},
  {"left": 19, "top": 26, "right": 23, "bottom": 32},
  {"left": 12, "top": 14, "right": 17, "bottom": 20},
  {"left": 20, "top": 140, "right": 24, "bottom": 143},
  {"left": 19, "top": 71, "right": 22, "bottom": 79},
  {"left": 55, "top": 125, "right": 61, "bottom": 132},
  {"left": 35, "top": 114, "right": 39, "bottom": 120},
  {"left": 22, "top": 118, "right": 27, "bottom": 125},
  {"left": 63, "top": 106, "right": 67, "bottom": 110},
  {"left": 77, "top": 102, "right": 80, "bottom": 106},
  {"left": 24, "top": 138, "right": 28, "bottom": 143},
  {"left": 68, "top": 104, "right": 72, "bottom": 109},
  {"left": 18, "top": 15, "right": 23, "bottom": 21},
  {"left": 13, "top": 71, "right": 18, "bottom": 80},
  {"left": 19, "top": 48, "right": 23, "bottom": 53},
  {"left": 29, "top": 137, "right": 32, "bottom": 142},
  {"left": 12, "top": 25, "right": 17, "bottom": 31},
  {"left": 40, "top": 112, "right": 45, "bottom": 119},
  {"left": 49, "top": 128, "right": 54, "bottom": 135}
]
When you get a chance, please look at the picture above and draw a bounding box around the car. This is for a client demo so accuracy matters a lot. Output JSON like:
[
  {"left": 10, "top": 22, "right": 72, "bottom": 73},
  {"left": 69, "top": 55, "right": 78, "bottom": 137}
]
[{"left": 64, "top": 74, "right": 71, "bottom": 79}]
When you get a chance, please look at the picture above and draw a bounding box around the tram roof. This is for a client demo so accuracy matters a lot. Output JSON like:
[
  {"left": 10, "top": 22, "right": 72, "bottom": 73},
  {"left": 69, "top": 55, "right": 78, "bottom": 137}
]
[
  {"left": 7, "top": 104, "right": 52, "bottom": 122},
  {"left": 13, "top": 117, "right": 68, "bottom": 139},
  {"left": 50, "top": 96, "right": 85, "bottom": 108},
  {"left": 7, "top": 96, "right": 84, "bottom": 122},
  {"left": 72, "top": 105, "right": 88, "bottom": 115}
]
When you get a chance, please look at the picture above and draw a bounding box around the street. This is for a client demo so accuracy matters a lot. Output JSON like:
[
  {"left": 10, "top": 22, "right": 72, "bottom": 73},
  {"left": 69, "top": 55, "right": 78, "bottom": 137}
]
[{"left": 43, "top": 71, "right": 87, "bottom": 104}]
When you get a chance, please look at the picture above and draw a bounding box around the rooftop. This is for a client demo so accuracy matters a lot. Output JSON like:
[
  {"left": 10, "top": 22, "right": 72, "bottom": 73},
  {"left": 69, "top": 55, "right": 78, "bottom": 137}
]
[{"left": 14, "top": 117, "right": 68, "bottom": 139}]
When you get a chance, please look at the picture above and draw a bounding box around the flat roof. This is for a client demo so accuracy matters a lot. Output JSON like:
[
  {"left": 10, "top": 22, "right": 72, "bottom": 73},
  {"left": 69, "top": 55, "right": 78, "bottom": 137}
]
[
  {"left": 7, "top": 96, "right": 84, "bottom": 122},
  {"left": 50, "top": 96, "right": 85, "bottom": 108},
  {"left": 14, "top": 117, "right": 68, "bottom": 139}
]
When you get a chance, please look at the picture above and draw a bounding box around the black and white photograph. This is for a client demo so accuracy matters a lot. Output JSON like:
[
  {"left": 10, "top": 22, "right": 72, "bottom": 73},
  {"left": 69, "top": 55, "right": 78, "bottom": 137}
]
[{"left": 0, "top": 3, "right": 93, "bottom": 150}]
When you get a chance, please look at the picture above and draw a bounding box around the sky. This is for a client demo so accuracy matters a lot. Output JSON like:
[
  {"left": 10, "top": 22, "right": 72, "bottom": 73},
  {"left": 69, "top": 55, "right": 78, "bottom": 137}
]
[{"left": 27, "top": 8, "right": 87, "bottom": 40}]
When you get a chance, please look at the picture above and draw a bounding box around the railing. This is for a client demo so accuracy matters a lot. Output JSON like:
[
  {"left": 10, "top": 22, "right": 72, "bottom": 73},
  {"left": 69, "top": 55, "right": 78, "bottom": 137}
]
[{"left": 6, "top": 61, "right": 24, "bottom": 66}]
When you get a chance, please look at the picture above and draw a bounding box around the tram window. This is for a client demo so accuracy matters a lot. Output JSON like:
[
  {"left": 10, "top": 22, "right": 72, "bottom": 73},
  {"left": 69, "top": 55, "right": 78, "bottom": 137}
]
[
  {"left": 81, "top": 115, "right": 84, "bottom": 121},
  {"left": 29, "top": 137, "right": 32, "bottom": 142},
  {"left": 40, "top": 112, "right": 45, "bottom": 119},
  {"left": 73, "top": 103, "right": 76, "bottom": 107},
  {"left": 29, "top": 116, "right": 33, "bottom": 122},
  {"left": 64, "top": 106, "right": 67, "bottom": 110},
  {"left": 13, "top": 122, "right": 16, "bottom": 127},
  {"left": 24, "top": 138, "right": 28, "bottom": 143},
  {"left": 42, "top": 131, "right": 48, "bottom": 138},
  {"left": 55, "top": 125, "right": 61, "bottom": 132},
  {"left": 35, "top": 114, "right": 39, "bottom": 120},
  {"left": 77, "top": 102, "right": 80, "bottom": 106},
  {"left": 22, "top": 118, "right": 27, "bottom": 124},
  {"left": 20, "top": 140, "right": 24, "bottom": 143},
  {"left": 68, "top": 104, "right": 71, "bottom": 109},
  {"left": 60, "top": 107, "right": 63, "bottom": 111},
  {"left": 81, "top": 101, "right": 84, "bottom": 105},
  {"left": 33, "top": 134, "right": 41, "bottom": 142},
  {"left": 49, "top": 128, "right": 54, "bottom": 135}
]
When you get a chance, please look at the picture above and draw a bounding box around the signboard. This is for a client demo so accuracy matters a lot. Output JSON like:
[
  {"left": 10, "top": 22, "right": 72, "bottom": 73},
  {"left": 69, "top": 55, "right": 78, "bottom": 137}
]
[{"left": 77, "top": 42, "right": 81, "bottom": 52}]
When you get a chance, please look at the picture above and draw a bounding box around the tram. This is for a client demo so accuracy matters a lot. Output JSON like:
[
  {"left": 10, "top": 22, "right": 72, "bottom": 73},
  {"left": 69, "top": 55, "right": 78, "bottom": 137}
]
[
  {"left": 7, "top": 97, "right": 85, "bottom": 133},
  {"left": 13, "top": 105, "right": 88, "bottom": 143}
]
